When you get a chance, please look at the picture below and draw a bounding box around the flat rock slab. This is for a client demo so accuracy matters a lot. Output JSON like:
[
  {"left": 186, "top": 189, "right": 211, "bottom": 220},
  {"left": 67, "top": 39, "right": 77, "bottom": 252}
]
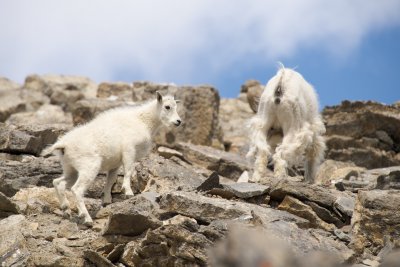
[
  {"left": 219, "top": 182, "right": 269, "bottom": 199},
  {"left": 159, "top": 191, "right": 307, "bottom": 226},
  {"left": 270, "top": 179, "right": 338, "bottom": 209},
  {"left": 176, "top": 142, "right": 251, "bottom": 180}
]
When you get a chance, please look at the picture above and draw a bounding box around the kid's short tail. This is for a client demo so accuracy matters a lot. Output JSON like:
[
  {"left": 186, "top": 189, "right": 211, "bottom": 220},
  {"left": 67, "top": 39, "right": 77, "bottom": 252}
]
[{"left": 41, "top": 143, "right": 65, "bottom": 157}]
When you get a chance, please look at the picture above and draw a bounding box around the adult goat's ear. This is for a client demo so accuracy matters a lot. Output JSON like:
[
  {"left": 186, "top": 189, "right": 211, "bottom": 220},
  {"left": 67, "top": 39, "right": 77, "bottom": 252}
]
[{"left": 156, "top": 91, "right": 163, "bottom": 103}]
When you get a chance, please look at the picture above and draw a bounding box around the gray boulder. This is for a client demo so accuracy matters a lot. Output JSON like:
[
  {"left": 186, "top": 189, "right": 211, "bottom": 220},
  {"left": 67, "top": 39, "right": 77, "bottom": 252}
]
[
  {"left": 176, "top": 142, "right": 251, "bottom": 180},
  {"left": 0, "top": 123, "right": 69, "bottom": 156},
  {"left": 350, "top": 190, "right": 400, "bottom": 257},
  {"left": 0, "top": 215, "right": 29, "bottom": 266}
]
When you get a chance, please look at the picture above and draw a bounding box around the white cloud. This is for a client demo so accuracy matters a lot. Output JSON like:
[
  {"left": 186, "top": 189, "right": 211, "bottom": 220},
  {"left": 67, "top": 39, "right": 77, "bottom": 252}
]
[{"left": 0, "top": 0, "right": 399, "bottom": 84}]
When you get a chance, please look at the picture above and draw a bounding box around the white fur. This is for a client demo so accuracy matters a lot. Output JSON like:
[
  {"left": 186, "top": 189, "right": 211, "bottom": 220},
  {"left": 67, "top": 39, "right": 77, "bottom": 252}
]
[
  {"left": 247, "top": 66, "right": 326, "bottom": 183},
  {"left": 42, "top": 93, "right": 181, "bottom": 225}
]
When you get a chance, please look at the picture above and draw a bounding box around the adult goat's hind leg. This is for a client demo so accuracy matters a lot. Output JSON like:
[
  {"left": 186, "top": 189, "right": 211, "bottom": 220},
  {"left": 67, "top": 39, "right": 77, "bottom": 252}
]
[
  {"left": 304, "top": 134, "right": 325, "bottom": 183},
  {"left": 71, "top": 159, "right": 100, "bottom": 226},
  {"left": 102, "top": 168, "right": 119, "bottom": 206}
]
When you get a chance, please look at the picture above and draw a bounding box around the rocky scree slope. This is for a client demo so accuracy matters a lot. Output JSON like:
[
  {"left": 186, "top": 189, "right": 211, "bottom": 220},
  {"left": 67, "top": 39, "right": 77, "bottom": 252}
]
[{"left": 0, "top": 75, "right": 399, "bottom": 267}]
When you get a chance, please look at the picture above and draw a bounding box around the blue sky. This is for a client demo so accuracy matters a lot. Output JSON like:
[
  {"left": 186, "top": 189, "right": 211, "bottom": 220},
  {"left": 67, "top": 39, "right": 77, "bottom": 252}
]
[{"left": 1, "top": 0, "right": 400, "bottom": 108}]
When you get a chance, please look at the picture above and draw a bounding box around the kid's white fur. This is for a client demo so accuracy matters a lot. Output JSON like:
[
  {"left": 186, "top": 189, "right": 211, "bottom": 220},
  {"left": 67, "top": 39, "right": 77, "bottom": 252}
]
[
  {"left": 42, "top": 92, "right": 181, "bottom": 226},
  {"left": 247, "top": 66, "right": 326, "bottom": 183}
]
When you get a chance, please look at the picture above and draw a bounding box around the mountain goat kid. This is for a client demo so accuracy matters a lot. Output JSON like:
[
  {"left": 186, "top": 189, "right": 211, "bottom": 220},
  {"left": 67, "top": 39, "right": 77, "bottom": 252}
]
[
  {"left": 42, "top": 92, "right": 181, "bottom": 226},
  {"left": 247, "top": 67, "right": 326, "bottom": 183}
]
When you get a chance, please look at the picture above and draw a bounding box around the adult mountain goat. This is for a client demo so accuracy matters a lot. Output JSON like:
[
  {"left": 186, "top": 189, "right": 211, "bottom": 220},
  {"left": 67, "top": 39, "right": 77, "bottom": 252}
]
[
  {"left": 247, "top": 66, "right": 326, "bottom": 183},
  {"left": 42, "top": 92, "right": 181, "bottom": 226}
]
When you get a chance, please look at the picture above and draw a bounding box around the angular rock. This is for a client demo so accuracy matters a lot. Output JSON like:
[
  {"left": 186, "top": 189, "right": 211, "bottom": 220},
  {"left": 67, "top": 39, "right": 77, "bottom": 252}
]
[
  {"left": 159, "top": 191, "right": 307, "bottom": 226},
  {"left": 162, "top": 214, "right": 200, "bottom": 232},
  {"left": 219, "top": 98, "right": 254, "bottom": 154},
  {"left": 24, "top": 74, "right": 98, "bottom": 111},
  {"left": 334, "top": 196, "right": 355, "bottom": 217},
  {"left": 328, "top": 147, "right": 399, "bottom": 169},
  {"left": 0, "top": 155, "right": 61, "bottom": 197},
  {"left": 244, "top": 80, "right": 263, "bottom": 113},
  {"left": 97, "top": 82, "right": 133, "bottom": 101},
  {"left": 220, "top": 182, "right": 269, "bottom": 199},
  {"left": 176, "top": 142, "right": 251, "bottom": 180},
  {"left": 269, "top": 179, "right": 338, "bottom": 209},
  {"left": 57, "top": 220, "right": 80, "bottom": 240},
  {"left": 0, "top": 123, "right": 69, "bottom": 156},
  {"left": 316, "top": 159, "right": 365, "bottom": 186},
  {"left": 0, "top": 215, "right": 29, "bottom": 266},
  {"left": 71, "top": 98, "right": 130, "bottom": 125},
  {"left": 12, "top": 186, "right": 78, "bottom": 215},
  {"left": 375, "top": 169, "right": 400, "bottom": 190},
  {"left": 84, "top": 249, "right": 116, "bottom": 267},
  {"left": 197, "top": 171, "right": 222, "bottom": 192},
  {"left": 323, "top": 101, "right": 400, "bottom": 168},
  {"left": 121, "top": 224, "right": 212, "bottom": 266},
  {"left": 6, "top": 104, "right": 73, "bottom": 126},
  {"left": 0, "top": 88, "right": 26, "bottom": 122},
  {"left": 278, "top": 195, "right": 336, "bottom": 232},
  {"left": 305, "top": 201, "right": 345, "bottom": 228},
  {"left": 350, "top": 190, "right": 400, "bottom": 256},
  {"left": 98, "top": 195, "right": 162, "bottom": 236},
  {"left": 27, "top": 253, "right": 85, "bottom": 267},
  {"left": 0, "top": 191, "right": 20, "bottom": 217},
  {"left": 335, "top": 166, "right": 400, "bottom": 192},
  {"left": 133, "top": 153, "right": 206, "bottom": 194}
]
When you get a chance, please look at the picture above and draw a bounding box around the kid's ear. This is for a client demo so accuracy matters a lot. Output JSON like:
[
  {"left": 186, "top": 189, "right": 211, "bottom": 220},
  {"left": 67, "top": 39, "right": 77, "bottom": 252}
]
[
  {"left": 175, "top": 100, "right": 181, "bottom": 103},
  {"left": 156, "top": 91, "right": 163, "bottom": 103}
]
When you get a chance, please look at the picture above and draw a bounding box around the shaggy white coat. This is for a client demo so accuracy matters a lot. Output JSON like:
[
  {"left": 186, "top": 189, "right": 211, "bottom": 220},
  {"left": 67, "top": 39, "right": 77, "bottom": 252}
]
[
  {"left": 247, "top": 67, "right": 326, "bottom": 183},
  {"left": 42, "top": 92, "right": 181, "bottom": 225}
]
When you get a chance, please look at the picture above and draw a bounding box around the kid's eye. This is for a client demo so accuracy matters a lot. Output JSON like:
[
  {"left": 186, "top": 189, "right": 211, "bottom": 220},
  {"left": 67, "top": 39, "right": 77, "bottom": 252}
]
[{"left": 165, "top": 106, "right": 171, "bottom": 110}]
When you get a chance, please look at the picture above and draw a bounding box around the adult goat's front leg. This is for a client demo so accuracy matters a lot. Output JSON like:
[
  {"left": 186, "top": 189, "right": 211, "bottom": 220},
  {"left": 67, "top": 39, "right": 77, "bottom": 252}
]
[
  {"left": 304, "top": 134, "right": 326, "bottom": 183},
  {"left": 273, "top": 125, "right": 313, "bottom": 179},
  {"left": 248, "top": 116, "right": 272, "bottom": 182}
]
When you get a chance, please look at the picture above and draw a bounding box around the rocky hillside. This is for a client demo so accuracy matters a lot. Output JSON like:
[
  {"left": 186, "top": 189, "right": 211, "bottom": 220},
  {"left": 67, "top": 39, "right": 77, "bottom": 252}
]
[{"left": 0, "top": 75, "right": 399, "bottom": 267}]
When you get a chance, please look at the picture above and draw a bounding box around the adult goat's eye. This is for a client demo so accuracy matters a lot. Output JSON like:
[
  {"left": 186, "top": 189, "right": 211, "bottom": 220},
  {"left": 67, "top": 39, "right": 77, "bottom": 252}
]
[{"left": 165, "top": 106, "right": 171, "bottom": 110}]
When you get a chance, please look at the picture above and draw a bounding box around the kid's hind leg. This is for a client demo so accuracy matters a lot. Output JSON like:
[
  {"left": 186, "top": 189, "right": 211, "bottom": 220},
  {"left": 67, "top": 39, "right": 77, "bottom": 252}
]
[
  {"left": 71, "top": 159, "right": 101, "bottom": 226},
  {"left": 53, "top": 166, "right": 77, "bottom": 211},
  {"left": 122, "top": 151, "right": 137, "bottom": 197}
]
